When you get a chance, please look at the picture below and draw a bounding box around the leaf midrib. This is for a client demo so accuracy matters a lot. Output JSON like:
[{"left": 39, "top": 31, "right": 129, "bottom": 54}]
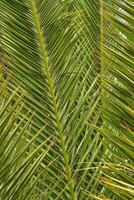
[{"left": 28, "top": 0, "right": 77, "bottom": 199}]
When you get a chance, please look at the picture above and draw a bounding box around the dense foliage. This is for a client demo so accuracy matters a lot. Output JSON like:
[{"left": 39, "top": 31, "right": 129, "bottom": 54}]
[{"left": 0, "top": 0, "right": 134, "bottom": 199}]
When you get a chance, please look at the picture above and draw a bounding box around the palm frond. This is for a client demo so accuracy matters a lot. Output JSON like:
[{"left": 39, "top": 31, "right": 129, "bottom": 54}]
[
  {"left": 98, "top": 0, "right": 134, "bottom": 199},
  {"left": 0, "top": 0, "right": 133, "bottom": 199}
]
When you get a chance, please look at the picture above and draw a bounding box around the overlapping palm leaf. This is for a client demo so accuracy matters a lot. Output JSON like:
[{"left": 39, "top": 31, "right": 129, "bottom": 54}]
[
  {"left": 0, "top": 0, "right": 102, "bottom": 199},
  {"left": 0, "top": 0, "right": 133, "bottom": 199},
  {"left": 0, "top": 77, "right": 55, "bottom": 200},
  {"left": 97, "top": 0, "right": 134, "bottom": 199}
]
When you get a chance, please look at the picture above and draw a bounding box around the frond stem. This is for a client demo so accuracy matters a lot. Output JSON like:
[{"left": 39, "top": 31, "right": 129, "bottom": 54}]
[{"left": 28, "top": 0, "right": 76, "bottom": 199}]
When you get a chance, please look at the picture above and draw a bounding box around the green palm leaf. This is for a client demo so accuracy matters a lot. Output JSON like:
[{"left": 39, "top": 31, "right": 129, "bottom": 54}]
[{"left": 0, "top": 0, "right": 133, "bottom": 199}]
